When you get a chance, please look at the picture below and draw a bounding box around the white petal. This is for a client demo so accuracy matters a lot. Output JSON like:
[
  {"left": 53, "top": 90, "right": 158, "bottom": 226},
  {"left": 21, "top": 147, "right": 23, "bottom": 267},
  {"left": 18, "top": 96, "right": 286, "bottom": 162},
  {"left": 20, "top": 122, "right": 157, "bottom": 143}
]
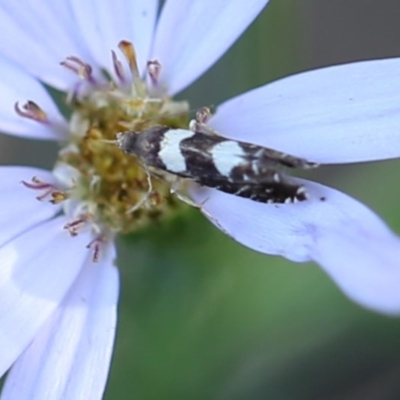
[
  {"left": 0, "top": 167, "right": 61, "bottom": 247},
  {"left": 70, "top": 0, "right": 158, "bottom": 78},
  {"left": 0, "top": 216, "right": 93, "bottom": 376},
  {"left": 0, "top": 56, "right": 67, "bottom": 140},
  {"left": 210, "top": 58, "right": 400, "bottom": 163},
  {"left": 311, "top": 223, "right": 400, "bottom": 315},
  {"left": 1, "top": 243, "right": 119, "bottom": 400},
  {"left": 0, "top": 3, "right": 96, "bottom": 90},
  {"left": 151, "top": 0, "right": 270, "bottom": 95},
  {"left": 191, "top": 180, "right": 400, "bottom": 314}
]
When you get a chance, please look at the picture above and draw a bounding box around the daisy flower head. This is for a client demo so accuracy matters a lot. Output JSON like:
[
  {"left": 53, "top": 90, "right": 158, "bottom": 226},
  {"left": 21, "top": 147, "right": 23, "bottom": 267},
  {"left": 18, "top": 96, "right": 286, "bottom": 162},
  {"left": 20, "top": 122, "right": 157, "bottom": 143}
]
[
  {"left": 1, "top": 0, "right": 400, "bottom": 398},
  {"left": 0, "top": 0, "right": 272, "bottom": 398}
]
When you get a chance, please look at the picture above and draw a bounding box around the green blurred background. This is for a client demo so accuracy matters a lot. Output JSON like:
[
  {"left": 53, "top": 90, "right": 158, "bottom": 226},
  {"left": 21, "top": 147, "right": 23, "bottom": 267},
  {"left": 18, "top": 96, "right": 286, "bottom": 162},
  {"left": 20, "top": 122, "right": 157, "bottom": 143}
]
[{"left": 2, "top": 0, "right": 400, "bottom": 399}]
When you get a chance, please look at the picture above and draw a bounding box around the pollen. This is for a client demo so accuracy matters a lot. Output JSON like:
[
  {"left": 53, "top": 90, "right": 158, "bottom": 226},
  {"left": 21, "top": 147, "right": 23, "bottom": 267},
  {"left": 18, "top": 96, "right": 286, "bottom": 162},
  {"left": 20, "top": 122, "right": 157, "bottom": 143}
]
[{"left": 53, "top": 41, "right": 191, "bottom": 234}]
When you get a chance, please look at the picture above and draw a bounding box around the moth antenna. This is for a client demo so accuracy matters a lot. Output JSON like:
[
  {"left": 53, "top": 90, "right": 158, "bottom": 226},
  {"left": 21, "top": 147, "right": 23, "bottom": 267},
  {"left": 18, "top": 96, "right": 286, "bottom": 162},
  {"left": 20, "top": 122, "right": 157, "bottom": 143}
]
[{"left": 99, "top": 139, "right": 118, "bottom": 144}]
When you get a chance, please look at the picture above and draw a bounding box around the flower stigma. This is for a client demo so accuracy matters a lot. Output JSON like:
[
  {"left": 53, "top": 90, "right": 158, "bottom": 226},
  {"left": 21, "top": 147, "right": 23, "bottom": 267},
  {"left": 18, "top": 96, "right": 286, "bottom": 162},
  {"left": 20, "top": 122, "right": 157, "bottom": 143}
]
[{"left": 19, "top": 41, "right": 192, "bottom": 258}]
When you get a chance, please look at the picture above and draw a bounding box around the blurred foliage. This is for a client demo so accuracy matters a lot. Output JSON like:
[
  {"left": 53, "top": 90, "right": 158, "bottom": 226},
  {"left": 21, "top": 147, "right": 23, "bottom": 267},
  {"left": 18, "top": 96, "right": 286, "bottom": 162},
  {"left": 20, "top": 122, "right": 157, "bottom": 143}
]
[{"left": 111, "top": 209, "right": 400, "bottom": 399}]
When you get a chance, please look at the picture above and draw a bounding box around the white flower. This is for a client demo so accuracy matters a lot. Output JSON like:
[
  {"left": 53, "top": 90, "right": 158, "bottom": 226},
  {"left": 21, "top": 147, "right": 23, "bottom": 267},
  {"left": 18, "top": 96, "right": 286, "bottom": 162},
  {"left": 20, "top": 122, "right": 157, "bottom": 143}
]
[
  {"left": 1, "top": 0, "right": 400, "bottom": 398},
  {"left": 0, "top": 0, "right": 271, "bottom": 398}
]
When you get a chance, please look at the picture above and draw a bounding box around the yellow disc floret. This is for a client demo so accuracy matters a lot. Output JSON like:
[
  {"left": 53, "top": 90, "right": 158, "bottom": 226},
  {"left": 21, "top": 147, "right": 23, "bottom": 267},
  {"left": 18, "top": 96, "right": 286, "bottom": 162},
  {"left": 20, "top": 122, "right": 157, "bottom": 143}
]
[{"left": 56, "top": 42, "right": 191, "bottom": 233}]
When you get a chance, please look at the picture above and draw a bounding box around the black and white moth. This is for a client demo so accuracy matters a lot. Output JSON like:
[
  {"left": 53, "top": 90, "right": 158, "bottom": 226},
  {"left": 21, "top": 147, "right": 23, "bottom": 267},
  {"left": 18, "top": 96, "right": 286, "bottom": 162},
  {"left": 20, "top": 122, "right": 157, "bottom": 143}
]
[{"left": 116, "top": 126, "right": 317, "bottom": 204}]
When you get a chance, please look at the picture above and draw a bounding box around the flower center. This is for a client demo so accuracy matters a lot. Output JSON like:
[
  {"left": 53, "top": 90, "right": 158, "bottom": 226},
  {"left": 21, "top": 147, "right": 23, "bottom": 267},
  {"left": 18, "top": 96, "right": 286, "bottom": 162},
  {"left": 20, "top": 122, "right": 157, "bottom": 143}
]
[{"left": 26, "top": 41, "right": 192, "bottom": 237}]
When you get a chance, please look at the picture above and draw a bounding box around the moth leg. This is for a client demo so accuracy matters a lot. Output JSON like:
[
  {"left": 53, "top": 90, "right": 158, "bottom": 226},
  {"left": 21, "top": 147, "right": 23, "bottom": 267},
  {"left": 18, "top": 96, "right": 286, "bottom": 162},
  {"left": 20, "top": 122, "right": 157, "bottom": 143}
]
[
  {"left": 189, "top": 106, "right": 220, "bottom": 137},
  {"left": 189, "top": 118, "right": 219, "bottom": 136},
  {"left": 170, "top": 177, "right": 209, "bottom": 208},
  {"left": 195, "top": 106, "right": 212, "bottom": 124},
  {"left": 126, "top": 169, "right": 153, "bottom": 213}
]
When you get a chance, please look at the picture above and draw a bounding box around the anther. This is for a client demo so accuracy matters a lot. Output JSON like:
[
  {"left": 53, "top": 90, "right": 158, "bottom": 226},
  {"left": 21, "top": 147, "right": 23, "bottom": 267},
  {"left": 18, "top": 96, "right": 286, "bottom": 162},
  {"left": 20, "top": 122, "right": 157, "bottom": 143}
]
[
  {"left": 147, "top": 60, "right": 161, "bottom": 86},
  {"left": 22, "top": 177, "right": 67, "bottom": 202},
  {"left": 86, "top": 236, "right": 105, "bottom": 262},
  {"left": 22, "top": 177, "right": 52, "bottom": 190},
  {"left": 64, "top": 216, "right": 90, "bottom": 237},
  {"left": 15, "top": 101, "right": 48, "bottom": 123},
  {"left": 111, "top": 50, "right": 126, "bottom": 83},
  {"left": 118, "top": 40, "right": 145, "bottom": 97},
  {"left": 61, "top": 56, "right": 95, "bottom": 83},
  {"left": 118, "top": 40, "right": 139, "bottom": 78},
  {"left": 50, "top": 191, "right": 68, "bottom": 204}
]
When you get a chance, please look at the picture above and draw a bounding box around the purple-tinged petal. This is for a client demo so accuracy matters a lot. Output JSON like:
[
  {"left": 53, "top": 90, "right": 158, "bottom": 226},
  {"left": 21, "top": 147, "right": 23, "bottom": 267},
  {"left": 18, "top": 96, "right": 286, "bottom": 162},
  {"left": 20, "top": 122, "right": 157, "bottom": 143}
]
[
  {"left": 312, "top": 223, "right": 400, "bottom": 315},
  {"left": 191, "top": 180, "right": 400, "bottom": 314},
  {"left": 151, "top": 0, "right": 270, "bottom": 95},
  {"left": 70, "top": 0, "right": 158, "bottom": 79},
  {"left": 1, "top": 242, "right": 119, "bottom": 400},
  {"left": 0, "top": 167, "right": 61, "bottom": 247},
  {"left": 0, "top": 3, "right": 96, "bottom": 90},
  {"left": 0, "top": 216, "right": 93, "bottom": 377},
  {"left": 0, "top": 56, "right": 67, "bottom": 140},
  {"left": 210, "top": 58, "right": 400, "bottom": 164}
]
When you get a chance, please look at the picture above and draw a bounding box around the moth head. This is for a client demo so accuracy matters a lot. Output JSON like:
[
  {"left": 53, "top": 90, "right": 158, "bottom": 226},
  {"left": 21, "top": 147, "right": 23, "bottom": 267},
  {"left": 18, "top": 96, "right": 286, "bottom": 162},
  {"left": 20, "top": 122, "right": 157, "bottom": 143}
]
[
  {"left": 116, "top": 125, "right": 169, "bottom": 159},
  {"left": 115, "top": 131, "right": 138, "bottom": 155}
]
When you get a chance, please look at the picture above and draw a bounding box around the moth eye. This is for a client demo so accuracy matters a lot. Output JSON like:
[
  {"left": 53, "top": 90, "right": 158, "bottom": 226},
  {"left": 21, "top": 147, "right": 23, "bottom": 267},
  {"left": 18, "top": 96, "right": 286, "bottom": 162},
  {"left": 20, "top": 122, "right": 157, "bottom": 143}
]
[
  {"left": 141, "top": 140, "right": 152, "bottom": 151},
  {"left": 147, "top": 141, "right": 155, "bottom": 151}
]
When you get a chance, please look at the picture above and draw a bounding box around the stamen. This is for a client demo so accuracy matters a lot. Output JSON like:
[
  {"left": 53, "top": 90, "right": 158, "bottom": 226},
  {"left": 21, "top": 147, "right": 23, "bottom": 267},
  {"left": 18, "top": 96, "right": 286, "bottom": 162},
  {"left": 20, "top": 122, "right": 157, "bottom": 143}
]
[
  {"left": 118, "top": 40, "right": 145, "bottom": 97},
  {"left": 111, "top": 50, "right": 126, "bottom": 83},
  {"left": 66, "top": 82, "right": 84, "bottom": 104},
  {"left": 147, "top": 60, "right": 161, "bottom": 86},
  {"left": 22, "top": 176, "right": 53, "bottom": 190},
  {"left": 22, "top": 177, "right": 68, "bottom": 202},
  {"left": 118, "top": 40, "right": 139, "bottom": 78},
  {"left": 50, "top": 191, "right": 68, "bottom": 204},
  {"left": 46, "top": 40, "right": 191, "bottom": 243},
  {"left": 15, "top": 101, "right": 48, "bottom": 123},
  {"left": 61, "top": 56, "right": 95, "bottom": 83},
  {"left": 86, "top": 236, "right": 105, "bottom": 262},
  {"left": 64, "top": 215, "right": 91, "bottom": 236}
]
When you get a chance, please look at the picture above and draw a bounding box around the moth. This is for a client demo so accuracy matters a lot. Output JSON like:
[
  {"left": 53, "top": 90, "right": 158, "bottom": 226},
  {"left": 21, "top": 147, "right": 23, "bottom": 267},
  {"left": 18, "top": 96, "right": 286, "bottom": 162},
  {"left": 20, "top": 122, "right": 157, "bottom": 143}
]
[{"left": 116, "top": 124, "right": 317, "bottom": 204}]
